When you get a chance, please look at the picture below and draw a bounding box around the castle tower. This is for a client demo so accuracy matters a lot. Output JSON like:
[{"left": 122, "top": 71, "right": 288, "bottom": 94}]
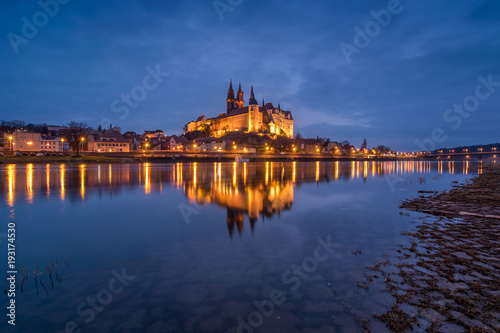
[
  {"left": 249, "top": 86, "right": 258, "bottom": 105},
  {"left": 227, "top": 80, "right": 236, "bottom": 114},
  {"left": 248, "top": 86, "right": 260, "bottom": 132},
  {"left": 236, "top": 82, "right": 244, "bottom": 108}
]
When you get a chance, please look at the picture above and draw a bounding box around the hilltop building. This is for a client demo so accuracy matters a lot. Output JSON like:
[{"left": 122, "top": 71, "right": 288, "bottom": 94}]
[{"left": 186, "top": 80, "right": 293, "bottom": 138}]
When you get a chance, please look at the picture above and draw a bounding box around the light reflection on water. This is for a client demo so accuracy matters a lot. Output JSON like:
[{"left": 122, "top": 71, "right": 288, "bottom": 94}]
[
  {"left": 1, "top": 160, "right": 473, "bottom": 208},
  {"left": 1, "top": 160, "right": 477, "bottom": 239},
  {"left": 0, "top": 160, "right": 480, "bottom": 332}
]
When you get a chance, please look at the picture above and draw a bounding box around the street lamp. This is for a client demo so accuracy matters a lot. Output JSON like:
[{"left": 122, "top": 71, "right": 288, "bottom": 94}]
[
  {"left": 61, "top": 138, "right": 65, "bottom": 152},
  {"left": 8, "top": 136, "right": 13, "bottom": 150},
  {"left": 80, "top": 137, "right": 85, "bottom": 155}
]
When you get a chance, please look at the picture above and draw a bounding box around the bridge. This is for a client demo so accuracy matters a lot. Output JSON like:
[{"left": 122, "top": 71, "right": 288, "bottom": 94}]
[{"left": 420, "top": 147, "right": 498, "bottom": 160}]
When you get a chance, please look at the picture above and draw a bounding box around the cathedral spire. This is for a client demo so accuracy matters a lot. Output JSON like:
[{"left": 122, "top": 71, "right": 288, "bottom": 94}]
[
  {"left": 278, "top": 102, "right": 281, "bottom": 111},
  {"left": 236, "top": 81, "right": 244, "bottom": 108},
  {"left": 227, "top": 79, "right": 236, "bottom": 113},
  {"left": 262, "top": 98, "right": 265, "bottom": 107},
  {"left": 227, "top": 79, "right": 235, "bottom": 100}
]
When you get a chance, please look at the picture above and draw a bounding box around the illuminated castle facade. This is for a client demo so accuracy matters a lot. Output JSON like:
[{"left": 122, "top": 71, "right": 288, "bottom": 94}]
[{"left": 186, "top": 80, "right": 293, "bottom": 138}]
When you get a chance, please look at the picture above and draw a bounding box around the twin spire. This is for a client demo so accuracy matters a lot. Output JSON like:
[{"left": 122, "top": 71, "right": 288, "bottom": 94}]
[
  {"left": 227, "top": 80, "right": 259, "bottom": 112},
  {"left": 227, "top": 79, "right": 244, "bottom": 100},
  {"left": 227, "top": 79, "right": 283, "bottom": 111}
]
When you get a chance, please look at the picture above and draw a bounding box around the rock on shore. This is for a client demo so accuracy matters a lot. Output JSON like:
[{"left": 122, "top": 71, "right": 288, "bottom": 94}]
[{"left": 361, "top": 163, "right": 500, "bottom": 332}]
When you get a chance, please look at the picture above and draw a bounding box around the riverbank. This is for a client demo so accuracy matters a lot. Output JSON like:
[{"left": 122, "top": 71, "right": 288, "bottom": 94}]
[
  {"left": 361, "top": 163, "right": 500, "bottom": 332},
  {"left": 0, "top": 155, "right": 134, "bottom": 164},
  {"left": 0, "top": 154, "right": 416, "bottom": 164}
]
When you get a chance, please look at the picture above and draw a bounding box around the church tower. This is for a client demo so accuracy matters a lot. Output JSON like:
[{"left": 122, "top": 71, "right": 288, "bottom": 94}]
[
  {"left": 236, "top": 82, "right": 244, "bottom": 108},
  {"left": 227, "top": 80, "right": 236, "bottom": 114}
]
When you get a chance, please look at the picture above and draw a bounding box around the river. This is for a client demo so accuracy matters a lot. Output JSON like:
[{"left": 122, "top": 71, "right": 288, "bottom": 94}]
[{"left": 0, "top": 160, "right": 480, "bottom": 332}]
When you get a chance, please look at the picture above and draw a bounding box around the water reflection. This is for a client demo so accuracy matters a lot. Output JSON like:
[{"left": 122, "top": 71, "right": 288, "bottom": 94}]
[
  {"left": 27, "top": 163, "right": 33, "bottom": 204},
  {"left": 60, "top": 164, "right": 65, "bottom": 200},
  {"left": 8, "top": 164, "right": 15, "bottom": 206},
  {"left": 1, "top": 161, "right": 475, "bottom": 213}
]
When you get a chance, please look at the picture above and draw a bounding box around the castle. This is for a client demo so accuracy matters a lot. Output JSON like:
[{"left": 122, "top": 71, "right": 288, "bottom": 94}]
[{"left": 186, "top": 80, "right": 293, "bottom": 138}]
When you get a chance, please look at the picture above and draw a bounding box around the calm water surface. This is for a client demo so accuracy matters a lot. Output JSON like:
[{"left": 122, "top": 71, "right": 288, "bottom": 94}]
[{"left": 0, "top": 161, "right": 480, "bottom": 332}]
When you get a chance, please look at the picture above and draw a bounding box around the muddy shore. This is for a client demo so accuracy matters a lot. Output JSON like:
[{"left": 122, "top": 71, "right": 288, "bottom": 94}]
[{"left": 361, "top": 163, "right": 500, "bottom": 332}]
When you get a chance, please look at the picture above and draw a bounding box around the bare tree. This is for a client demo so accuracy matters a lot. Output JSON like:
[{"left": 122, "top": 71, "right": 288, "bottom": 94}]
[
  {"left": 62, "top": 121, "right": 90, "bottom": 156},
  {"left": 0, "top": 120, "right": 25, "bottom": 133},
  {"left": 376, "top": 145, "right": 391, "bottom": 154}
]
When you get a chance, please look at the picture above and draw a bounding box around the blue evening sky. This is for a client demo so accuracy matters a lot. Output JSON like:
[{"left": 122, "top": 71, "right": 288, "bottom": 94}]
[{"left": 1, "top": 0, "right": 499, "bottom": 151}]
